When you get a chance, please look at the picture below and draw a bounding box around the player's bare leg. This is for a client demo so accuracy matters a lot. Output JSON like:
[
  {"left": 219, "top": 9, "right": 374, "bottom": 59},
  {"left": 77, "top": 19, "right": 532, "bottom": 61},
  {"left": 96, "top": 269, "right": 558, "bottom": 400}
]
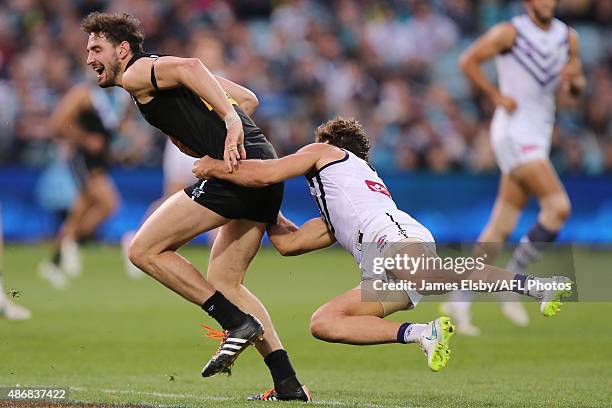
[
  {"left": 71, "top": 171, "right": 118, "bottom": 242},
  {"left": 122, "top": 177, "right": 190, "bottom": 279},
  {"left": 478, "top": 173, "right": 530, "bottom": 247},
  {"left": 39, "top": 171, "right": 118, "bottom": 286},
  {"left": 310, "top": 287, "right": 401, "bottom": 345},
  {"left": 501, "top": 160, "right": 571, "bottom": 320},
  {"left": 391, "top": 241, "right": 573, "bottom": 318},
  {"left": 128, "top": 191, "right": 227, "bottom": 304},
  {"left": 443, "top": 173, "right": 530, "bottom": 332},
  {"left": 310, "top": 286, "right": 454, "bottom": 372},
  {"left": 38, "top": 190, "right": 91, "bottom": 288},
  {"left": 208, "top": 220, "right": 310, "bottom": 401},
  {"left": 309, "top": 239, "right": 572, "bottom": 370},
  {"left": 127, "top": 191, "right": 265, "bottom": 376},
  {"left": 207, "top": 220, "right": 281, "bottom": 354},
  {"left": 513, "top": 159, "right": 571, "bottom": 232}
]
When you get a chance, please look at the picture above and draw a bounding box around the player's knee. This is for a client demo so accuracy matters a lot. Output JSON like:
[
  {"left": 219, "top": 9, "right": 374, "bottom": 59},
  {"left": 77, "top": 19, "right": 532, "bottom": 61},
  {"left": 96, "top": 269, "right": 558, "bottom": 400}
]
[
  {"left": 101, "top": 197, "right": 118, "bottom": 217},
  {"left": 554, "top": 197, "right": 571, "bottom": 222},
  {"left": 127, "top": 239, "right": 150, "bottom": 271},
  {"left": 542, "top": 196, "right": 571, "bottom": 224},
  {"left": 309, "top": 310, "right": 341, "bottom": 342}
]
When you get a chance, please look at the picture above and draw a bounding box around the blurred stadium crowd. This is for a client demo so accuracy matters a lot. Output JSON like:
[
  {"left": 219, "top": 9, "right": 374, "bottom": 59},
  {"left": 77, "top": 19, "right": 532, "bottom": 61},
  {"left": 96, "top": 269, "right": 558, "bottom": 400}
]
[{"left": 0, "top": 0, "right": 610, "bottom": 173}]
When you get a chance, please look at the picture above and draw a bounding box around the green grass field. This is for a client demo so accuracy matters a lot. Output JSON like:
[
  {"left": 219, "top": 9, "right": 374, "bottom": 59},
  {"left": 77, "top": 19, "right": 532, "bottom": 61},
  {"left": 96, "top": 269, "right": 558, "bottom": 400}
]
[{"left": 2, "top": 245, "right": 611, "bottom": 407}]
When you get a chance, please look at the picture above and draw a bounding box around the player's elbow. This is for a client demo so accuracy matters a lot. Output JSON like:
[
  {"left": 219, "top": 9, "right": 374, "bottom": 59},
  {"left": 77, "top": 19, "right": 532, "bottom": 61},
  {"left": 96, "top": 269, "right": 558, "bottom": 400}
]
[
  {"left": 271, "top": 239, "right": 299, "bottom": 257},
  {"left": 278, "top": 246, "right": 301, "bottom": 257},
  {"left": 242, "top": 91, "right": 259, "bottom": 112},
  {"left": 458, "top": 52, "right": 472, "bottom": 73}
]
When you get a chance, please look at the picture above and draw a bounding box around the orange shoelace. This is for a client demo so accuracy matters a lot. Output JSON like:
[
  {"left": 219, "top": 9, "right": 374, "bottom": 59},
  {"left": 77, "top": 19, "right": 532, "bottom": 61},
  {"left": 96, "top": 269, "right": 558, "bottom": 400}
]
[
  {"left": 200, "top": 323, "right": 226, "bottom": 340},
  {"left": 260, "top": 388, "right": 276, "bottom": 400}
]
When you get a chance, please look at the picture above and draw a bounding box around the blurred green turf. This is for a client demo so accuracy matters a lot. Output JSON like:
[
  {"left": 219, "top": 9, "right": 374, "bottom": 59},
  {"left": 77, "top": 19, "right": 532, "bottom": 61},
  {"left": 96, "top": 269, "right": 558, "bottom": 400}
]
[{"left": 1, "top": 245, "right": 611, "bottom": 407}]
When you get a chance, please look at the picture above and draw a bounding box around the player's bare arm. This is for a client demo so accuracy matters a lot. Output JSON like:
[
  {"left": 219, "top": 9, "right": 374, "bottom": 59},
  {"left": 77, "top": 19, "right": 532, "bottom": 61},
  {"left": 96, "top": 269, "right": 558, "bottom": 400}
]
[
  {"left": 267, "top": 215, "right": 336, "bottom": 256},
  {"left": 459, "top": 22, "right": 517, "bottom": 112},
  {"left": 122, "top": 56, "right": 246, "bottom": 170},
  {"left": 561, "top": 29, "right": 586, "bottom": 97},
  {"left": 214, "top": 75, "right": 259, "bottom": 116},
  {"left": 50, "top": 84, "right": 105, "bottom": 153},
  {"left": 193, "top": 143, "right": 344, "bottom": 185}
]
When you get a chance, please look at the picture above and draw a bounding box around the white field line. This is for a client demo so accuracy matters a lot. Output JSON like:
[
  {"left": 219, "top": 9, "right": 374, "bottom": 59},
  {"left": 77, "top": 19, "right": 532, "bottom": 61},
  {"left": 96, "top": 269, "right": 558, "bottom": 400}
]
[
  {"left": 71, "top": 386, "right": 421, "bottom": 408},
  {"left": 71, "top": 386, "right": 229, "bottom": 402}
]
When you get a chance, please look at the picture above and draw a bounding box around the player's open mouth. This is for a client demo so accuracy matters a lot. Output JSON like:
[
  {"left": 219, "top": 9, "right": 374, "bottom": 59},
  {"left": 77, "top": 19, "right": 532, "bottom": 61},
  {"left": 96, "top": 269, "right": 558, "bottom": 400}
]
[{"left": 93, "top": 65, "right": 105, "bottom": 79}]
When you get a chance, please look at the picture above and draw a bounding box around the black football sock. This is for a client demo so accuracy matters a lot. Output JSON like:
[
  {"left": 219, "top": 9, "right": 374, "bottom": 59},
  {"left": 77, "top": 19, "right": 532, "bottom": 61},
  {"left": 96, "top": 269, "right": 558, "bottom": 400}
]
[
  {"left": 201, "top": 290, "right": 247, "bottom": 330},
  {"left": 506, "top": 222, "right": 558, "bottom": 275},
  {"left": 264, "top": 349, "right": 301, "bottom": 392},
  {"left": 51, "top": 250, "right": 61, "bottom": 266}
]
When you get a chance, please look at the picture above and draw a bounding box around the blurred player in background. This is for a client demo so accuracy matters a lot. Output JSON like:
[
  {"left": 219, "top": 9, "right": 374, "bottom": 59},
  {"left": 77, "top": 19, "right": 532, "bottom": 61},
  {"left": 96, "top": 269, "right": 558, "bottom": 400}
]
[
  {"left": 81, "top": 12, "right": 310, "bottom": 401},
  {"left": 0, "top": 204, "right": 32, "bottom": 320},
  {"left": 38, "top": 81, "right": 131, "bottom": 289},
  {"left": 441, "top": 0, "right": 586, "bottom": 335}
]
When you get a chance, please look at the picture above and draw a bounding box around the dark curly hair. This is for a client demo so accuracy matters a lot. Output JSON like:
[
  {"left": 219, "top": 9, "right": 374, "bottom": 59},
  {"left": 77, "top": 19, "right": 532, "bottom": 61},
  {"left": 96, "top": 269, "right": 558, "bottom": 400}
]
[
  {"left": 81, "top": 12, "right": 144, "bottom": 54},
  {"left": 314, "top": 117, "right": 371, "bottom": 161}
]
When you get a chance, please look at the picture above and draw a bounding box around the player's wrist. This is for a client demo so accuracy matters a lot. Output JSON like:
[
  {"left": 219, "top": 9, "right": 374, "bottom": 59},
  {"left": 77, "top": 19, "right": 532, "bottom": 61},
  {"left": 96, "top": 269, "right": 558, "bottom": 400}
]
[
  {"left": 223, "top": 110, "right": 241, "bottom": 130},
  {"left": 490, "top": 91, "right": 503, "bottom": 104}
]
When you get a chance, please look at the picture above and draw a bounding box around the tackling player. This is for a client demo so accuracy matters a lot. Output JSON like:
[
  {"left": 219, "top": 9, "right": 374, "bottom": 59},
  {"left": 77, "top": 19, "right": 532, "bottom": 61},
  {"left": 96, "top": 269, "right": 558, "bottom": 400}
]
[
  {"left": 194, "top": 117, "right": 572, "bottom": 376},
  {"left": 442, "top": 0, "right": 586, "bottom": 334},
  {"left": 81, "top": 12, "right": 309, "bottom": 401}
]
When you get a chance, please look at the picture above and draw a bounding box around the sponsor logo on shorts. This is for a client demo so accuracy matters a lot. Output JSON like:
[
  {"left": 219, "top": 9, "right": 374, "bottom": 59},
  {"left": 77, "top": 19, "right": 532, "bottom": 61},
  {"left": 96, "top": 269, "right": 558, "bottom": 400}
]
[
  {"left": 520, "top": 144, "right": 540, "bottom": 153},
  {"left": 191, "top": 180, "right": 207, "bottom": 200},
  {"left": 365, "top": 180, "right": 391, "bottom": 198},
  {"left": 376, "top": 235, "right": 388, "bottom": 251},
  {"left": 192, "top": 187, "right": 204, "bottom": 199}
]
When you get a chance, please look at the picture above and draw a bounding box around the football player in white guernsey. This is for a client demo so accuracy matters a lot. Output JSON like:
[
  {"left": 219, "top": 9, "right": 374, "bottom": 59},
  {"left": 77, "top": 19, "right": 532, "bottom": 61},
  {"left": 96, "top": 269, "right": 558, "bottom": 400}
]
[
  {"left": 441, "top": 0, "right": 586, "bottom": 335},
  {"left": 194, "top": 117, "right": 573, "bottom": 373}
]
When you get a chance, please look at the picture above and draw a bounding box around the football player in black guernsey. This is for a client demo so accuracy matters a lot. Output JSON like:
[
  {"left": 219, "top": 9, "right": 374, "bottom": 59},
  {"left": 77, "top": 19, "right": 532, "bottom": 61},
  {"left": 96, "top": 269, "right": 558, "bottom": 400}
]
[{"left": 80, "top": 12, "right": 310, "bottom": 402}]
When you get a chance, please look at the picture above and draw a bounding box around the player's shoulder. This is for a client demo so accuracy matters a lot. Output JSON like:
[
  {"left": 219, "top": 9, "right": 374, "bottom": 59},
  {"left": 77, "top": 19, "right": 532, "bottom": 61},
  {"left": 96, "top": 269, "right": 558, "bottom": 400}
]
[
  {"left": 490, "top": 21, "right": 517, "bottom": 38},
  {"left": 297, "top": 143, "right": 349, "bottom": 173},
  {"left": 297, "top": 143, "right": 345, "bottom": 158},
  {"left": 122, "top": 56, "right": 153, "bottom": 93},
  {"left": 481, "top": 21, "right": 516, "bottom": 50},
  {"left": 566, "top": 26, "right": 580, "bottom": 43}
]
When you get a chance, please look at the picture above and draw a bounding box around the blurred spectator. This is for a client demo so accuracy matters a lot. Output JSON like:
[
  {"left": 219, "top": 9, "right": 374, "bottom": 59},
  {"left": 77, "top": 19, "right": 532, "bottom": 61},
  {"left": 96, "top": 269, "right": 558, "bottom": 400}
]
[{"left": 0, "top": 0, "right": 610, "bottom": 173}]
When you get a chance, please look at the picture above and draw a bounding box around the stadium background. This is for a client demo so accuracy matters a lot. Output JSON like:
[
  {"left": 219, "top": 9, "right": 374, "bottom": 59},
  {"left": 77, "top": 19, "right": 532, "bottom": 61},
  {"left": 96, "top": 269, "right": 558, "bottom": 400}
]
[
  {"left": 1, "top": 2, "right": 611, "bottom": 408},
  {"left": 0, "top": 0, "right": 610, "bottom": 242}
]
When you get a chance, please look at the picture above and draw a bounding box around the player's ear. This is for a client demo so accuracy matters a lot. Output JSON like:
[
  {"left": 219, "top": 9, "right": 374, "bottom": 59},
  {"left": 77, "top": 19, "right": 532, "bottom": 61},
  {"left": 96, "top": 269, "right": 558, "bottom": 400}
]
[{"left": 118, "top": 41, "right": 130, "bottom": 59}]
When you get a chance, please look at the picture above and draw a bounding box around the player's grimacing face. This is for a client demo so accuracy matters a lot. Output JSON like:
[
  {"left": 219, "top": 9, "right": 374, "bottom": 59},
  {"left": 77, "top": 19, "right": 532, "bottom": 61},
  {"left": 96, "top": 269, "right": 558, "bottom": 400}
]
[
  {"left": 527, "top": 0, "right": 557, "bottom": 23},
  {"left": 86, "top": 34, "right": 122, "bottom": 88}
]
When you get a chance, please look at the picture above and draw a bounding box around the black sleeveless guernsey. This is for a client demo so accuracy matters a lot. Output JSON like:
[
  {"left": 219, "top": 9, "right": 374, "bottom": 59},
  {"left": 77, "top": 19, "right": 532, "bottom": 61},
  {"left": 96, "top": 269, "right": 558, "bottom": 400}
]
[{"left": 125, "top": 53, "right": 277, "bottom": 161}]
